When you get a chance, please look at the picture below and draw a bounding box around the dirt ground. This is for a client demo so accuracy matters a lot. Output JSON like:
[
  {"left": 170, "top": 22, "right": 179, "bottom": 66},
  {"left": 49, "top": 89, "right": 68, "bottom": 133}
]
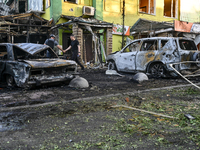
[{"left": 0, "top": 69, "right": 200, "bottom": 149}]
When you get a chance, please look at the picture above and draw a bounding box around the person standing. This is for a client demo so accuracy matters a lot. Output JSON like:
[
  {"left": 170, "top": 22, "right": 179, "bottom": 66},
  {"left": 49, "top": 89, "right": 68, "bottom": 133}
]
[
  {"left": 44, "top": 34, "right": 65, "bottom": 58},
  {"left": 64, "top": 34, "right": 84, "bottom": 70}
]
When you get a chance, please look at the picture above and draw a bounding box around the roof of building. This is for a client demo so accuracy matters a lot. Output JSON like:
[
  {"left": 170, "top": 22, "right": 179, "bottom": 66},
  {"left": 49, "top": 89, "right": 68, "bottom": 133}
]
[
  {"left": 130, "top": 18, "right": 174, "bottom": 33},
  {"left": 51, "top": 15, "right": 113, "bottom": 30}
]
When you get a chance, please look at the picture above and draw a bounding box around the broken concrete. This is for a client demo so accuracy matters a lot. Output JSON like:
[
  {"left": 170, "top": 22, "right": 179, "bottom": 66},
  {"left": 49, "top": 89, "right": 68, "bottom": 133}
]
[
  {"left": 69, "top": 77, "right": 89, "bottom": 88},
  {"left": 132, "top": 72, "right": 149, "bottom": 83},
  {"left": 105, "top": 70, "right": 124, "bottom": 77}
]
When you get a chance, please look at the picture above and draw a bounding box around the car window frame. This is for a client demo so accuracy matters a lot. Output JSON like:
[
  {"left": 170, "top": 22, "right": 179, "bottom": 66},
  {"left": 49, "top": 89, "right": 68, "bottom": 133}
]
[
  {"left": 140, "top": 39, "right": 158, "bottom": 51},
  {"left": 0, "top": 45, "right": 8, "bottom": 60},
  {"left": 120, "top": 40, "right": 141, "bottom": 53}
]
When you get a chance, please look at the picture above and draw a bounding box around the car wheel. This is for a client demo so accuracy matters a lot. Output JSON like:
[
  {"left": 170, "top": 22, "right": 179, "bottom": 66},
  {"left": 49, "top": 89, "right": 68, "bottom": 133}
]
[
  {"left": 6, "top": 75, "right": 15, "bottom": 87},
  {"left": 194, "top": 53, "right": 200, "bottom": 67},
  {"left": 149, "top": 63, "right": 164, "bottom": 78},
  {"left": 108, "top": 61, "right": 117, "bottom": 70}
]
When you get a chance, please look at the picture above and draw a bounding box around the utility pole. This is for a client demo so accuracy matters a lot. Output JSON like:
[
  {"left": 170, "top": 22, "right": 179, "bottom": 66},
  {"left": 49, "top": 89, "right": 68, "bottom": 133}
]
[{"left": 122, "top": 0, "right": 125, "bottom": 48}]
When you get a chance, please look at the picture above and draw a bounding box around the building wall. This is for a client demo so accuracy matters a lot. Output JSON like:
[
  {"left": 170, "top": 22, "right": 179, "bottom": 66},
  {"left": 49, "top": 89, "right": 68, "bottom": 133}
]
[
  {"left": 42, "top": 0, "right": 182, "bottom": 54},
  {"left": 62, "top": 0, "right": 92, "bottom": 17},
  {"left": 180, "top": 0, "right": 200, "bottom": 23}
]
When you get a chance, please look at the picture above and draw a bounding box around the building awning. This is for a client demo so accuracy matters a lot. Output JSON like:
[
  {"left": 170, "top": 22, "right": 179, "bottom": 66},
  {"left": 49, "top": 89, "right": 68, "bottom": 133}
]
[
  {"left": 130, "top": 18, "right": 174, "bottom": 34},
  {"left": 51, "top": 15, "right": 113, "bottom": 30}
]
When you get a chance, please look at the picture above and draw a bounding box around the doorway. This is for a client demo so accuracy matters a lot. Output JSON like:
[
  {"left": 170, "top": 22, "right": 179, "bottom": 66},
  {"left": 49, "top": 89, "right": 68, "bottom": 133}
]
[
  {"left": 83, "top": 34, "right": 93, "bottom": 63},
  {"left": 62, "top": 33, "right": 72, "bottom": 59}
]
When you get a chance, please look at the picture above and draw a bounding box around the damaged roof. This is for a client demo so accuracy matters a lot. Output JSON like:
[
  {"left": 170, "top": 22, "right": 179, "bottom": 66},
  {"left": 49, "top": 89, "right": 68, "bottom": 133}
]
[
  {"left": 51, "top": 15, "right": 113, "bottom": 30},
  {"left": 0, "top": 3, "right": 13, "bottom": 16},
  {"left": 130, "top": 18, "right": 174, "bottom": 33},
  {"left": 0, "top": 13, "right": 51, "bottom": 26},
  {"left": 16, "top": 43, "right": 49, "bottom": 55}
]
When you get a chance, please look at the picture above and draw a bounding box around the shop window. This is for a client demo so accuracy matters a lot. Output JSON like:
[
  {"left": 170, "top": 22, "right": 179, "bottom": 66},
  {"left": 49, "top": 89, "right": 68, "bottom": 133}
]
[
  {"left": 139, "top": 0, "right": 155, "bottom": 15},
  {"left": 164, "top": 0, "right": 178, "bottom": 18},
  {"left": 64, "top": 0, "right": 77, "bottom": 4}
]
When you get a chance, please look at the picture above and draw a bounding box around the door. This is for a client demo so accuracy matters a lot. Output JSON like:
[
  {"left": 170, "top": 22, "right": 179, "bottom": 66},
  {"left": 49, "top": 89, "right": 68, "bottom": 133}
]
[
  {"left": 0, "top": 45, "right": 7, "bottom": 80},
  {"left": 116, "top": 40, "right": 141, "bottom": 72},
  {"left": 83, "top": 34, "right": 93, "bottom": 62},
  {"left": 62, "top": 33, "right": 71, "bottom": 58},
  {"left": 136, "top": 39, "right": 158, "bottom": 71},
  {"left": 179, "top": 39, "right": 198, "bottom": 70}
]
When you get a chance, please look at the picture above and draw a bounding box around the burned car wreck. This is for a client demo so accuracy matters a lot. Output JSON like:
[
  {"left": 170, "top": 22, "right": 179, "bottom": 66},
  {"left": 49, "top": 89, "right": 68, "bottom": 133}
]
[
  {"left": 0, "top": 43, "right": 77, "bottom": 88},
  {"left": 106, "top": 37, "right": 200, "bottom": 77}
]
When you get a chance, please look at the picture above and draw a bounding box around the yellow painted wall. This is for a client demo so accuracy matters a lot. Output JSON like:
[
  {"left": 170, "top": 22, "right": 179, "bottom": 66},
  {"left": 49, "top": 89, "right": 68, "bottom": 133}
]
[
  {"left": 41, "top": 6, "right": 51, "bottom": 20},
  {"left": 62, "top": 0, "right": 92, "bottom": 17},
  {"left": 180, "top": 0, "right": 200, "bottom": 23},
  {"left": 103, "top": 0, "right": 180, "bottom": 52}
]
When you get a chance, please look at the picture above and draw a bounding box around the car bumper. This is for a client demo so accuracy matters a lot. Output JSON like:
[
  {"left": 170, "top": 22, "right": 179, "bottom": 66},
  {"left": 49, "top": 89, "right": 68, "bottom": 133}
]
[{"left": 27, "top": 73, "right": 74, "bottom": 86}]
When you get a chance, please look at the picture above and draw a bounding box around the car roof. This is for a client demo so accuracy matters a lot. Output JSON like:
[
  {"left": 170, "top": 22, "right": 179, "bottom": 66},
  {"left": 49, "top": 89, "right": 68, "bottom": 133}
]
[{"left": 134, "top": 37, "right": 193, "bottom": 41}]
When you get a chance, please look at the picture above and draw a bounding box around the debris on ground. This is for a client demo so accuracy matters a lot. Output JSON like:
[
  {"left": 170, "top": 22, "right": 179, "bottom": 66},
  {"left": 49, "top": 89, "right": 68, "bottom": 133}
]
[
  {"left": 69, "top": 77, "right": 89, "bottom": 88},
  {"left": 131, "top": 72, "right": 149, "bottom": 83},
  {"left": 105, "top": 70, "right": 124, "bottom": 77}
]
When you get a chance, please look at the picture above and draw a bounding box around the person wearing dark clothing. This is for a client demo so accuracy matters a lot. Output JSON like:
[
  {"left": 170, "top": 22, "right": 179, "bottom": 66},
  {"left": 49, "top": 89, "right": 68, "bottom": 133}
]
[
  {"left": 44, "top": 34, "right": 64, "bottom": 58},
  {"left": 64, "top": 34, "right": 84, "bottom": 70}
]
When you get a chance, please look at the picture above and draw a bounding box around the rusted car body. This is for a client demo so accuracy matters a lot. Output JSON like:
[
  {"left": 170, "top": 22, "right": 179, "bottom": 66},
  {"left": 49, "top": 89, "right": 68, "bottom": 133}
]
[
  {"left": 0, "top": 43, "right": 77, "bottom": 88},
  {"left": 106, "top": 37, "right": 200, "bottom": 77}
]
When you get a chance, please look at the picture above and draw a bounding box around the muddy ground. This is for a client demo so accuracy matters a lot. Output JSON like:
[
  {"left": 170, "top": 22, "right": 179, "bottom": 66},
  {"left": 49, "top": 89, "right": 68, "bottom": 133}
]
[{"left": 0, "top": 69, "right": 200, "bottom": 149}]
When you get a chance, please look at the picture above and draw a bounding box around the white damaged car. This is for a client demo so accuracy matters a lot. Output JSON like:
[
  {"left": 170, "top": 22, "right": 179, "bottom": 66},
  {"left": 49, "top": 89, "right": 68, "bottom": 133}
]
[{"left": 106, "top": 37, "right": 200, "bottom": 77}]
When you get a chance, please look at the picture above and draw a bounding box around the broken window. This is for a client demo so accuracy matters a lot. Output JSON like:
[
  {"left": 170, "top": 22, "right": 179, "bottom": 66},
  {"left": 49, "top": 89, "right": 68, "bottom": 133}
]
[
  {"left": 123, "top": 41, "right": 141, "bottom": 53},
  {"left": 19, "top": 1, "right": 26, "bottom": 13},
  {"left": 141, "top": 40, "right": 157, "bottom": 51},
  {"left": 139, "top": 0, "right": 155, "bottom": 14},
  {"left": 64, "top": 0, "right": 77, "bottom": 3},
  {"left": 13, "top": 46, "right": 30, "bottom": 60},
  {"left": 160, "top": 40, "right": 168, "bottom": 49},
  {"left": 0, "top": 46, "right": 7, "bottom": 60},
  {"left": 164, "top": 0, "right": 178, "bottom": 18},
  {"left": 179, "top": 40, "right": 197, "bottom": 50},
  {"left": 29, "top": 0, "right": 43, "bottom": 11}
]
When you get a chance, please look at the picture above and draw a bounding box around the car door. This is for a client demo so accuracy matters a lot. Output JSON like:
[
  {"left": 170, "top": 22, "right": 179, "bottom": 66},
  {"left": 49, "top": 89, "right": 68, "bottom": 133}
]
[
  {"left": 116, "top": 40, "right": 141, "bottom": 72},
  {"left": 0, "top": 45, "right": 8, "bottom": 80},
  {"left": 178, "top": 39, "right": 198, "bottom": 70},
  {"left": 135, "top": 39, "right": 158, "bottom": 71}
]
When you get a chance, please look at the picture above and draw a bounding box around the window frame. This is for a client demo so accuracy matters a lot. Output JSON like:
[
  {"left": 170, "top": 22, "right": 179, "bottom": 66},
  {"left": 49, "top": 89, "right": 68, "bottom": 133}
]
[
  {"left": 139, "top": 0, "right": 156, "bottom": 15},
  {"left": 64, "top": 0, "right": 78, "bottom": 4},
  {"left": 164, "top": 0, "right": 178, "bottom": 18},
  {"left": 140, "top": 40, "right": 158, "bottom": 51},
  {"left": 121, "top": 40, "right": 141, "bottom": 53}
]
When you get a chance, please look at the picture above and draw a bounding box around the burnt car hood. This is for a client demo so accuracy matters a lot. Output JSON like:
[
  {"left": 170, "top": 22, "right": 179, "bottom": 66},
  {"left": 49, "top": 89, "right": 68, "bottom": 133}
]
[
  {"left": 21, "top": 59, "right": 77, "bottom": 69},
  {"left": 16, "top": 43, "right": 50, "bottom": 55}
]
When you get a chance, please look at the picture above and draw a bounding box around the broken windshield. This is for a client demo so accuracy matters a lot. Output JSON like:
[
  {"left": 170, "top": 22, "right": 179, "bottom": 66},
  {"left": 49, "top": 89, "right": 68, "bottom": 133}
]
[
  {"left": 179, "top": 40, "right": 197, "bottom": 51},
  {"left": 13, "top": 46, "right": 58, "bottom": 60}
]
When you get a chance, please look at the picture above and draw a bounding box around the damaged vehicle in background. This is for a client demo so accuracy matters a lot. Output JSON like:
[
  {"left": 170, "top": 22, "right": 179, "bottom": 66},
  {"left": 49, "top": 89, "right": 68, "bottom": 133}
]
[
  {"left": 0, "top": 43, "right": 77, "bottom": 88},
  {"left": 106, "top": 37, "right": 200, "bottom": 78}
]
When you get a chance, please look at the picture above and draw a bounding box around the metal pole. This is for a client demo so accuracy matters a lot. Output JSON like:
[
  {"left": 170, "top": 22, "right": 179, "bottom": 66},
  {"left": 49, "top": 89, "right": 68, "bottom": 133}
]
[{"left": 122, "top": 0, "right": 125, "bottom": 49}]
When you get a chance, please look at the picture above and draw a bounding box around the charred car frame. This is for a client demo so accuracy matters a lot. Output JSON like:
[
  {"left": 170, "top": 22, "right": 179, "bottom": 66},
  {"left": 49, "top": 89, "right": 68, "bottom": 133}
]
[
  {"left": 0, "top": 43, "right": 77, "bottom": 88},
  {"left": 106, "top": 37, "right": 200, "bottom": 77}
]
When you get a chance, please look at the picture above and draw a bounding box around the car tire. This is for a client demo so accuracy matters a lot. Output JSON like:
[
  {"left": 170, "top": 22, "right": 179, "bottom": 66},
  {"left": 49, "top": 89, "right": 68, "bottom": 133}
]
[
  {"left": 108, "top": 61, "right": 117, "bottom": 71},
  {"left": 149, "top": 63, "right": 165, "bottom": 78},
  {"left": 6, "top": 75, "right": 15, "bottom": 87},
  {"left": 192, "top": 52, "right": 200, "bottom": 67}
]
